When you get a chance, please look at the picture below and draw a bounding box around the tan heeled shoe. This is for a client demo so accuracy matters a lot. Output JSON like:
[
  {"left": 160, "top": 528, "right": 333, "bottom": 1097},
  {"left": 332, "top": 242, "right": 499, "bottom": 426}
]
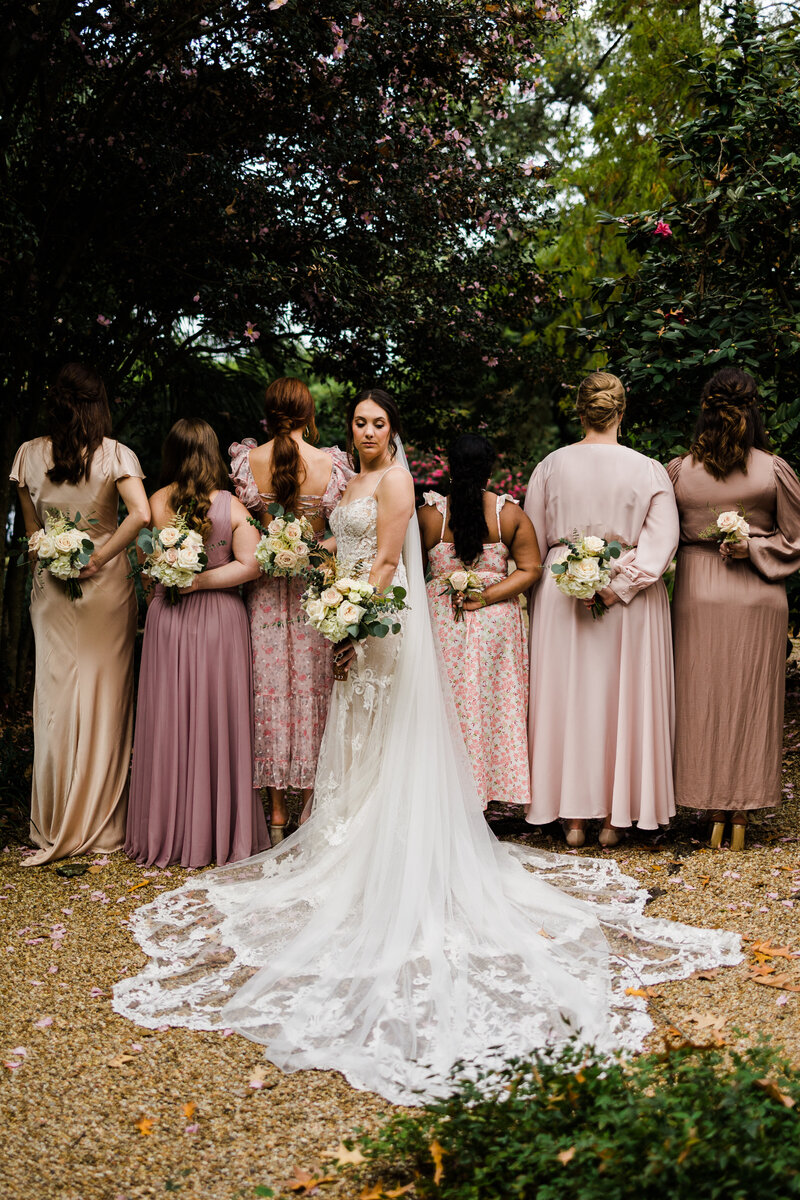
[
  {"left": 709, "top": 810, "right": 726, "bottom": 849},
  {"left": 730, "top": 813, "right": 747, "bottom": 852},
  {"left": 565, "top": 824, "right": 585, "bottom": 848},
  {"left": 269, "top": 824, "right": 287, "bottom": 846},
  {"left": 598, "top": 826, "right": 623, "bottom": 848}
]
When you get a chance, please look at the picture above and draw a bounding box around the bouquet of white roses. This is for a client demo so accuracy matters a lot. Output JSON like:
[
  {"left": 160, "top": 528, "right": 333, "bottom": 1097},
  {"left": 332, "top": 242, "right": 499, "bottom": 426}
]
[
  {"left": 25, "top": 508, "right": 96, "bottom": 601},
  {"left": 700, "top": 507, "right": 750, "bottom": 545},
  {"left": 440, "top": 567, "right": 483, "bottom": 622},
  {"left": 137, "top": 510, "right": 207, "bottom": 605},
  {"left": 302, "top": 569, "right": 407, "bottom": 679},
  {"left": 251, "top": 503, "right": 324, "bottom": 579},
  {"left": 551, "top": 531, "right": 623, "bottom": 620}
]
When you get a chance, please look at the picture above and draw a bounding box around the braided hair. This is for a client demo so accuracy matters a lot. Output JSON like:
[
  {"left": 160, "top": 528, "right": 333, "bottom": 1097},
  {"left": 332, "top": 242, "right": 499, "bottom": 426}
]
[
  {"left": 691, "top": 368, "right": 770, "bottom": 480},
  {"left": 448, "top": 434, "right": 495, "bottom": 565},
  {"left": 264, "top": 377, "right": 318, "bottom": 513}
]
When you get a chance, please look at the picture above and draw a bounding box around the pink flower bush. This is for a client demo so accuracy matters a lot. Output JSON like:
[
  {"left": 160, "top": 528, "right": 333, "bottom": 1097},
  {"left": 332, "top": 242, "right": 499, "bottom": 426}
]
[{"left": 654, "top": 220, "right": 673, "bottom": 238}]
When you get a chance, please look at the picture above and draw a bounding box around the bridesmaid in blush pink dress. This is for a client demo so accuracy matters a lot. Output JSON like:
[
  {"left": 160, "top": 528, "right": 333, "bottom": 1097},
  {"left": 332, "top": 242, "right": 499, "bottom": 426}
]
[
  {"left": 125, "top": 418, "right": 269, "bottom": 868},
  {"left": 524, "top": 373, "right": 679, "bottom": 847},
  {"left": 229, "top": 377, "right": 353, "bottom": 839},
  {"left": 669, "top": 368, "right": 800, "bottom": 850},
  {"left": 419, "top": 434, "right": 541, "bottom": 810}
]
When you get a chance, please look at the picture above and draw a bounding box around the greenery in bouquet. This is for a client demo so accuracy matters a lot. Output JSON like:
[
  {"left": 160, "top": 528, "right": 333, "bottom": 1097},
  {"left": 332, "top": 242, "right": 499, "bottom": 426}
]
[
  {"left": 20, "top": 508, "right": 97, "bottom": 601},
  {"left": 135, "top": 509, "right": 207, "bottom": 605},
  {"left": 302, "top": 572, "right": 407, "bottom": 647},
  {"left": 250, "top": 502, "right": 326, "bottom": 579},
  {"left": 699, "top": 507, "right": 750, "bottom": 546},
  {"left": 551, "top": 532, "right": 623, "bottom": 619}
]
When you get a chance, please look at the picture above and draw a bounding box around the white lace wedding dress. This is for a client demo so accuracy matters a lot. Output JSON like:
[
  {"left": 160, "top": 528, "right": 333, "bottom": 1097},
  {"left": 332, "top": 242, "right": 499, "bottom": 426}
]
[{"left": 113, "top": 463, "right": 741, "bottom": 1105}]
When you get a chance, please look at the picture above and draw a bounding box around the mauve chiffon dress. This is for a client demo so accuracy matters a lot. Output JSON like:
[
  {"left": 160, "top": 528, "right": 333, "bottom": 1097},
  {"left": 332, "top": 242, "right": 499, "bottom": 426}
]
[
  {"left": 125, "top": 491, "right": 269, "bottom": 867},
  {"left": 524, "top": 443, "right": 680, "bottom": 829},
  {"left": 668, "top": 449, "right": 800, "bottom": 812}
]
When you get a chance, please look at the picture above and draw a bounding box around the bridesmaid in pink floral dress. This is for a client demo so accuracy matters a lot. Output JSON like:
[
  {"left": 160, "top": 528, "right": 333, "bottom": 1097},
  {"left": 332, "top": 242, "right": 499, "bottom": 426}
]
[
  {"left": 419, "top": 434, "right": 541, "bottom": 810},
  {"left": 230, "top": 377, "right": 353, "bottom": 839}
]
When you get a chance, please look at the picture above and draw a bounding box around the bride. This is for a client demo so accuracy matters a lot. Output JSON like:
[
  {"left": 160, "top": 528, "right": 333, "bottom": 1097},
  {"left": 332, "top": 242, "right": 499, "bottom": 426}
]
[{"left": 113, "top": 389, "right": 740, "bottom": 1106}]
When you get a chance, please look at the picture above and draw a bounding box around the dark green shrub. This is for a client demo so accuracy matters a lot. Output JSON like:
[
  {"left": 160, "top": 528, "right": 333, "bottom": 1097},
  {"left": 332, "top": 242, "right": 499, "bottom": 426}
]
[{"left": 353, "top": 1041, "right": 800, "bottom": 1199}]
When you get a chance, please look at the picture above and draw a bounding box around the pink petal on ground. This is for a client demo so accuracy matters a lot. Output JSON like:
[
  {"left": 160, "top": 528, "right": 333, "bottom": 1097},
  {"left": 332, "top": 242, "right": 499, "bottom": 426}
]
[
  {"left": 8, "top": 1047, "right": 26, "bottom": 1056},
  {"left": 90, "top": 988, "right": 105, "bottom": 997},
  {"left": 34, "top": 1017, "right": 53, "bottom": 1029},
  {"left": 185, "top": 1123, "right": 199, "bottom": 1133},
  {"left": 4, "top": 1061, "right": 22, "bottom": 1069},
  {"left": 48, "top": 966, "right": 58, "bottom": 974}
]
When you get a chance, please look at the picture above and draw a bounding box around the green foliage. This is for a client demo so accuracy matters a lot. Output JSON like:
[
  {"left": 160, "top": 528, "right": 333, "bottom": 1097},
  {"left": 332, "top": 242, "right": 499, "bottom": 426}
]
[
  {"left": 581, "top": 2, "right": 800, "bottom": 462},
  {"left": 353, "top": 1039, "right": 800, "bottom": 1199}
]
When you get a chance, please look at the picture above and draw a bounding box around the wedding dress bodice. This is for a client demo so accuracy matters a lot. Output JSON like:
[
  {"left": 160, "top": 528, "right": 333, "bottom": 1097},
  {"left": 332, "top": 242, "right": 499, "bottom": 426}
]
[{"left": 330, "top": 495, "right": 408, "bottom": 592}]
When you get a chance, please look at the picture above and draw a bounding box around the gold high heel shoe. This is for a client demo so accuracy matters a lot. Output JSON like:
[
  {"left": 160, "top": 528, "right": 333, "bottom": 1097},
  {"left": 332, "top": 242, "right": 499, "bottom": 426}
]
[
  {"left": 598, "top": 826, "right": 623, "bottom": 848},
  {"left": 709, "top": 811, "right": 726, "bottom": 849},
  {"left": 565, "top": 823, "right": 585, "bottom": 848},
  {"left": 730, "top": 812, "right": 747, "bottom": 852}
]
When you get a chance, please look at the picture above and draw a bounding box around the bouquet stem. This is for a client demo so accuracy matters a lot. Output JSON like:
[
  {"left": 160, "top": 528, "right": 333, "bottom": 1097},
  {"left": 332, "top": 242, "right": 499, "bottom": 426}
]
[
  {"left": 333, "top": 656, "right": 351, "bottom": 682},
  {"left": 165, "top": 586, "right": 181, "bottom": 606},
  {"left": 65, "top": 579, "right": 83, "bottom": 601}
]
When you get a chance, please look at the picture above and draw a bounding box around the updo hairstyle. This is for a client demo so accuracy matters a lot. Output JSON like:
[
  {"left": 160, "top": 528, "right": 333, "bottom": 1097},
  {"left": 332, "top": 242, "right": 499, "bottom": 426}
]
[
  {"left": 346, "top": 387, "right": 403, "bottom": 463},
  {"left": 264, "top": 377, "right": 318, "bottom": 513},
  {"left": 575, "top": 372, "right": 626, "bottom": 432},
  {"left": 47, "top": 362, "right": 112, "bottom": 484},
  {"left": 448, "top": 433, "right": 495, "bottom": 565},
  {"left": 690, "top": 368, "right": 771, "bottom": 480}
]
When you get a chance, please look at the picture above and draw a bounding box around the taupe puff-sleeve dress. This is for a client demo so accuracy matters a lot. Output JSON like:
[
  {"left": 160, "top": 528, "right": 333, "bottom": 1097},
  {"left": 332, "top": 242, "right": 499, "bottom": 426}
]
[
  {"left": 10, "top": 436, "right": 143, "bottom": 863},
  {"left": 668, "top": 449, "right": 800, "bottom": 811}
]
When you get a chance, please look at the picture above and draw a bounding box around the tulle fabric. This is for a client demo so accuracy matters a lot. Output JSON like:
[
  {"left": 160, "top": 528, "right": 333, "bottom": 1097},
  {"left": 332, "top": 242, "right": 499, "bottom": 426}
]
[{"left": 113, "top": 444, "right": 741, "bottom": 1106}]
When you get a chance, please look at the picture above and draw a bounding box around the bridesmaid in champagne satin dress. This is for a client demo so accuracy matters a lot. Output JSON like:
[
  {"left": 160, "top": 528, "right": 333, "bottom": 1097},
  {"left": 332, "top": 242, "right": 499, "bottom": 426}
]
[{"left": 10, "top": 363, "right": 149, "bottom": 865}]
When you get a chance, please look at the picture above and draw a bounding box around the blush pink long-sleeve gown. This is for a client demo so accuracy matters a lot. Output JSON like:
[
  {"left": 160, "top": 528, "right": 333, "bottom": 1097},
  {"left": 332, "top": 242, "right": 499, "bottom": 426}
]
[
  {"left": 668, "top": 450, "right": 800, "bottom": 811},
  {"left": 524, "top": 443, "right": 680, "bottom": 829}
]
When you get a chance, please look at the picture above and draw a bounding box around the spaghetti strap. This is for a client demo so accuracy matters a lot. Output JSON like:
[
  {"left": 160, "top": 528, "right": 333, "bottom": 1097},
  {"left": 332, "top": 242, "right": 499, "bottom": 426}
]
[
  {"left": 368, "top": 461, "right": 407, "bottom": 496},
  {"left": 495, "top": 494, "right": 503, "bottom": 542},
  {"left": 441, "top": 502, "right": 448, "bottom": 541}
]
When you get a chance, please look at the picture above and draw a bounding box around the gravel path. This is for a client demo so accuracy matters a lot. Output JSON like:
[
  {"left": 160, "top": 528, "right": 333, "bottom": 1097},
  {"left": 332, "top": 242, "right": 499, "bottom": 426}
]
[{"left": 3, "top": 673, "right": 799, "bottom": 1199}]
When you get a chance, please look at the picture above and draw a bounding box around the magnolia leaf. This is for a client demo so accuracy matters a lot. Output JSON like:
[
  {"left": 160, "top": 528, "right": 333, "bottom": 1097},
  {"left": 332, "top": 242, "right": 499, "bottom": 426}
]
[
  {"left": 332, "top": 1143, "right": 365, "bottom": 1166},
  {"left": 87, "top": 864, "right": 104, "bottom": 874},
  {"left": 55, "top": 863, "right": 88, "bottom": 878},
  {"left": 756, "top": 1078, "right": 796, "bottom": 1108},
  {"left": 280, "top": 1166, "right": 337, "bottom": 1194}
]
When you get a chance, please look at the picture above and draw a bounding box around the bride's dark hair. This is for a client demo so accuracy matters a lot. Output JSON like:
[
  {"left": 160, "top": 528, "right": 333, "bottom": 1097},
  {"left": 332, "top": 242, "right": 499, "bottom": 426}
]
[
  {"left": 448, "top": 434, "right": 495, "bottom": 565},
  {"left": 346, "top": 387, "right": 402, "bottom": 464}
]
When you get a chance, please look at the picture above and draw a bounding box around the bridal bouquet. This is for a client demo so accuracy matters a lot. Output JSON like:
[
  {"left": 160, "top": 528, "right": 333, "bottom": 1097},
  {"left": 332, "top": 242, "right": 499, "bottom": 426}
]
[
  {"left": 440, "top": 567, "right": 483, "bottom": 621},
  {"left": 551, "top": 531, "right": 623, "bottom": 620},
  {"left": 137, "top": 511, "right": 207, "bottom": 605},
  {"left": 25, "top": 509, "right": 96, "bottom": 600},
  {"left": 251, "top": 503, "right": 324, "bottom": 579},
  {"left": 302, "top": 570, "right": 407, "bottom": 680},
  {"left": 700, "top": 507, "right": 750, "bottom": 545}
]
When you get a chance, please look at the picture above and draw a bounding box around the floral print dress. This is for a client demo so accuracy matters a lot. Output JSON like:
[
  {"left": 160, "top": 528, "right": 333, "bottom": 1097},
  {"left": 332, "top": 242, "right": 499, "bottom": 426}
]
[
  {"left": 230, "top": 440, "right": 354, "bottom": 789},
  {"left": 424, "top": 492, "right": 530, "bottom": 810}
]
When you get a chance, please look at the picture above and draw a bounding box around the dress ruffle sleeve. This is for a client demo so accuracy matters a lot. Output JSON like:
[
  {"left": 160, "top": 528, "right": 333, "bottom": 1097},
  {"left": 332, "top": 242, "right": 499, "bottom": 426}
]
[
  {"left": 321, "top": 446, "right": 356, "bottom": 516},
  {"left": 608, "top": 460, "right": 680, "bottom": 605},
  {"left": 10, "top": 441, "right": 28, "bottom": 486},
  {"left": 229, "top": 439, "right": 262, "bottom": 512},
  {"left": 749, "top": 456, "right": 800, "bottom": 581},
  {"left": 110, "top": 441, "right": 145, "bottom": 481},
  {"left": 422, "top": 489, "right": 447, "bottom": 517}
]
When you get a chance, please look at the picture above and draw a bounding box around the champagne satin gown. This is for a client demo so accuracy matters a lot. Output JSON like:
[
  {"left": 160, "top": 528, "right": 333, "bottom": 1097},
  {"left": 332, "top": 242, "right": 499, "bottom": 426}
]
[{"left": 10, "top": 436, "right": 143, "bottom": 864}]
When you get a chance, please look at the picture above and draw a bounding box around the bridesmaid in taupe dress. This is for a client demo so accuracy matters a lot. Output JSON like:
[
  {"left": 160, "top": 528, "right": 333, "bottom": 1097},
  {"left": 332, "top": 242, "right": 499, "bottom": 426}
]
[
  {"left": 668, "top": 368, "right": 800, "bottom": 850},
  {"left": 10, "top": 363, "right": 149, "bottom": 865}
]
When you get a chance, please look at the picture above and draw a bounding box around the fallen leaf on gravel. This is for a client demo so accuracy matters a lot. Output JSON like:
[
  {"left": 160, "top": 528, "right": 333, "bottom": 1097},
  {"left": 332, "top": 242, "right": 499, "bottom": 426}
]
[
  {"left": 751, "top": 942, "right": 797, "bottom": 962},
  {"left": 126, "top": 882, "right": 150, "bottom": 893},
  {"left": 249, "top": 1066, "right": 269, "bottom": 1089},
  {"left": 695, "top": 969, "right": 719, "bottom": 980},
  {"left": 755, "top": 1078, "right": 796, "bottom": 1108},
  {"left": 280, "top": 1166, "right": 337, "bottom": 1194},
  {"left": 107, "top": 1053, "right": 138, "bottom": 1068},
  {"left": 87, "top": 865, "right": 104, "bottom": 875},
  {"left": 685, "top": 1012, "right": 727, "bottom": 1032},
  {"left": 557, "top": 1147, "right": 576, "bottom": 1165},
  {"left": 135, "top": 1116, "right": 155, "bottom": 1136},
  {"left": 183, "top": 1102, "right": 196, "bottom": 1119},
  {"left": 625, "top": 986, "right": 662, "bottom": 998},
  {"left": 331, "top": 1143, "right": 364, "bottom": 1166},
  {"left": 359, "top": 1186, "right": 414, "bottom": 1199},
  {"left": 749, "top": 973, "right": 800, "bottom": 992}
]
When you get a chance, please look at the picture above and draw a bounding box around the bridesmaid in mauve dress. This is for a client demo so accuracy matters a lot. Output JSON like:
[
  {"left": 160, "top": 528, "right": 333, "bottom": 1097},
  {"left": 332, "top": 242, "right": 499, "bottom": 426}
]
[
  {"left": 10, "top": 363, "right": 150, "bottom": 865},
  {"left": 668, "top": 368, "right": 800, "bottom": 850},
  {"left": 229, "top": 376, "right": 353, "bottom": 839},
  {"left": 125, "top": 418, "right": 269, "bottom": 868},
  {"left": 419, "top": 434, "right": 541, "bottom": 810},
  {"left": 524, "top": 372, "right": 679, "bottom": 847}
]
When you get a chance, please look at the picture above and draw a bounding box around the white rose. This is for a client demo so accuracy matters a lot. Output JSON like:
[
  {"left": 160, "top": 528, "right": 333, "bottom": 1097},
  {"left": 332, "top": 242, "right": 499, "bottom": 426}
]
[
  {"left": 449, "top": 569, "right": 469, "bottom": 592},
  {"left": 149, "top": 545, "right": 164, "bottom": 565},
  {"left": 284, "top": 521, "right": 303, "bottom": 542},
  {"left": 294, "top": 542, "right": 309, "bottom": 558},
  {"left": 274, "top": 549, "right": 298, "bottom": 570},
  {"left": 321, "top": 587, "right": 342, "bottom": 607},
  {"left": 54, "top": 531, "right": 75, "bottom": 554},
  {"left": 268, "top": 518, "right": 285, "bottom": 535},
  {"left": 305, "top": 598, "right": 326, "bottom": 623},
  {"left": 568, "top": 557, "right": 601, "bottom": 584},
  {"left": 159, "top": 525, "right": 181, "bottom": 547},
  {"left": 184, "top": 530, "right": 204, "bottom": 548},
  {"left": 335, "top": 576, "right": 358, "bottom": 594},
  {"left": 735, "top": 515, "right": 751, "bottom": 537},
  {"left": 338, "top": 601, "right": 366, "bottom": 627},
  {"left": 28, "top": 529, "right": 44, "bottom": 553},
  {"left": 582, "top": 536, "right": 605, "bottom": 556},
  {"left": 354, "top": 581, "right": 374, "bottom": 597},
  {"left": 262, "top": 536, "right": 280, "bottom": 553},
  {"left": 36, "top": 535, "right": 56, "bottom": 559},
  {"left": 716, "top": 511, "right": 740, "bottom": 534},
  {"left": 177, "top": 544, "right": 200, "bottom": 568},
  {"left": 164, "top": 546, "right": 179, "bottom": 564}
]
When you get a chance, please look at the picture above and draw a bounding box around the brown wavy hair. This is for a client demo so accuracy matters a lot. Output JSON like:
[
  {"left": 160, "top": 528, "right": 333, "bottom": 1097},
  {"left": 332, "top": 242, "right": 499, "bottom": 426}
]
[
  {"left": 264, "top": 377, "right": 318, "bottom": 513},
  {"left": 690, "top": 368, "right": 771, "bottom": 480},
  {"left": 575, "top": 371, "right": 626, "bottom": 432},
  {"left": 47, "top": 362, "right": 112, "bottom": 484},
  {"left": 159, "top": 418, "right": 229, "bottom": 540}
]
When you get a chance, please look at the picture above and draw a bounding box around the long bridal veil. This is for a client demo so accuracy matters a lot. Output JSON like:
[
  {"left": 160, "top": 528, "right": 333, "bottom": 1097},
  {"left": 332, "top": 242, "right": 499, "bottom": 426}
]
[{"left": 113, "top": 441, "right": 740, "bottom": 1105}]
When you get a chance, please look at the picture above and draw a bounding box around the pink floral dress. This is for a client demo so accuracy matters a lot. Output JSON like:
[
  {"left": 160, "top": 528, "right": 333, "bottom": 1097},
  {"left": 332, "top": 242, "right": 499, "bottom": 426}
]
[
  {"left": 230, "top": 440, "right": 354, "bottom": 789},
  {"left": 424, "top": 492, "right": 530, "bottom": 810}
]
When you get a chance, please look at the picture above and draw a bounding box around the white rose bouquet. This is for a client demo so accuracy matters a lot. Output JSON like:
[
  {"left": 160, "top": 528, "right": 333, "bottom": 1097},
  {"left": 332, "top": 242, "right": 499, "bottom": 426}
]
[
  {"left": 440, "top": 568, "right": 483, "bottom": 622},
  {"left": 136, "top": 510, "right": 207, "bottom": 605},
  {"left": 23, "top": 508, "right": 96, "bottom": 600},
  {"left": 699, "top": 507, "right": 750, "bottom": 545},
  {"left": 250, "top": 503, "right": 324, "bottom": 579},
  {"left": 550, "top": 531, "right": 623, "bottom": 620},
  {"left": 301, "top": 569, "right": 407, "bottom": 680}
]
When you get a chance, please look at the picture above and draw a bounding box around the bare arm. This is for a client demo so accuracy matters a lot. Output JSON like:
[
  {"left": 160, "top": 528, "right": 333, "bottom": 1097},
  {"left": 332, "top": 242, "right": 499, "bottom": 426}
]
[
  {"left": 16, "top": 486, "right": 40, "bottom": 556},
  {"left": 78, "top": 475, "right": 150, "bottom": 579},
  {"left": 370, "top": 470, "right": 415, "bottom": 593},
  {"left": 463, "top": 505, "right": 542, "bottom": 609},
  {"left": 181, "top": 496, "right": 261, "bottom": 593}
]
